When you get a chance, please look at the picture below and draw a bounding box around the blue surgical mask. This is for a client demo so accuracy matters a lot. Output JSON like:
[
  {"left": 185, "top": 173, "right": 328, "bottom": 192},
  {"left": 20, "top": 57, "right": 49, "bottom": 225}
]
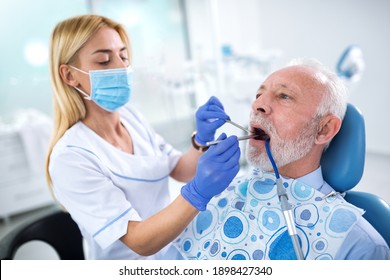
[{"left": 70, "top": 65, "right": 133, "bottom": 112}]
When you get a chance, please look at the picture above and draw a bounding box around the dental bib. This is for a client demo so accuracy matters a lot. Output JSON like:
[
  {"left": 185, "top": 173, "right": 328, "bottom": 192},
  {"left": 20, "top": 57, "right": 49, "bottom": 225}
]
[{"left": 174, "top": 169, "right": 364, "bottom": 260}]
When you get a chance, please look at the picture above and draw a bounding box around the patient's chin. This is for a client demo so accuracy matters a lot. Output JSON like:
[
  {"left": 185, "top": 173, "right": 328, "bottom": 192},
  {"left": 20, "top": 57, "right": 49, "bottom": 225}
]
[{"left": 245, "top": 145, "right": 273, "bottom": 171}]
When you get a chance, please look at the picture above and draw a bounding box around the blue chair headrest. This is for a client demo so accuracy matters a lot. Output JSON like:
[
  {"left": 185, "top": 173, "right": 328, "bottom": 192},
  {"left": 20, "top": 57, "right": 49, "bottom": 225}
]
[{"left": 321, "top": 103, "right": 366, "bottom": 192}]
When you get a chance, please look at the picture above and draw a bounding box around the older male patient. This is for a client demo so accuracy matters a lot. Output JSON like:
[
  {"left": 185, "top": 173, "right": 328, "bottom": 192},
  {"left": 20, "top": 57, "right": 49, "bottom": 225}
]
[{"left": 175, "top": 58, "right": 390, "bottom": 260}]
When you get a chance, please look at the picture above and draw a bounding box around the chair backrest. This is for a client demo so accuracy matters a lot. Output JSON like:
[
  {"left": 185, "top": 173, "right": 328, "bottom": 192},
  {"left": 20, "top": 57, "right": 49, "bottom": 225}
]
[
  {"left": 321, "top": 103, "right": 390, "bottom": 247},
  {"left": 344, "top": 191, "right": 390, "bottom": 247},
  {"left": 0, "top": 210, "right": 84, "bottom": 260}
]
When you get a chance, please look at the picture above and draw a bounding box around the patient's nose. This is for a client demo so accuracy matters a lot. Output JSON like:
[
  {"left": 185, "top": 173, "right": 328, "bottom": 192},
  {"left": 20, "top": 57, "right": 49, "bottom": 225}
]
[{"left": 252, "top": 94, "right": 271, "bottom": 115}]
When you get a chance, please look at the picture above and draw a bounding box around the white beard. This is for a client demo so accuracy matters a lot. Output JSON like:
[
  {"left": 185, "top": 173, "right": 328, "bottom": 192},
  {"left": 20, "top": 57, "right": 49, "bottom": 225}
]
[{"left": 245, "top": 114, "right": 319, "bottom": 171}]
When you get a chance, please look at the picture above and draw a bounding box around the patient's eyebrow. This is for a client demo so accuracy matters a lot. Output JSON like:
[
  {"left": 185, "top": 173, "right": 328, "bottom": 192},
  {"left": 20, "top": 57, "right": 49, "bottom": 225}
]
[
  {"left": 258, "top": 84, "right": 289, "bottom": 91},
  {"left": 279, "top": 83, "right": 300, "bottom": 96},
  {"left": 258, "top": 83, "right": 300, "bottom": 98}
]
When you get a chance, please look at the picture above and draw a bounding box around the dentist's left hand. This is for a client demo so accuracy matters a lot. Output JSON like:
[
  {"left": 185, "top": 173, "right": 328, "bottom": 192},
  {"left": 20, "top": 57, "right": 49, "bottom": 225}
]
[{"left": 195, "top": 96, "right": 229, "bottom": 145}]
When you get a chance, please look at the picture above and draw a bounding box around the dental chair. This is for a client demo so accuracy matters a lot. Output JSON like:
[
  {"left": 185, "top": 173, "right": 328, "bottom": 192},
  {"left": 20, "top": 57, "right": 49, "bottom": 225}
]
[
  {"left": 0, "top": 208, "right": 84, "bottom": 260},
  {"left": 321, "top": 103, "right": 390, "bottom": 247}
]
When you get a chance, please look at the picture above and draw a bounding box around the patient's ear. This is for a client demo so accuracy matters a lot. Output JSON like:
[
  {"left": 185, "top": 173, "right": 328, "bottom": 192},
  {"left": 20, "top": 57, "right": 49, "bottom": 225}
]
[
  {"left": 315, "top": 115, "right": 342, "bottom": 145},
  {"left": 59, "top": 64, "right": 79, "bottom": 87}
]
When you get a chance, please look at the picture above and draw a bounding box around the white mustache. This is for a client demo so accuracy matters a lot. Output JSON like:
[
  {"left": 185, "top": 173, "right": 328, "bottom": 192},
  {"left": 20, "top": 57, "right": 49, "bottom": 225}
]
[{"left": 249, "top": 112, "right": 275, "bottom": 138}]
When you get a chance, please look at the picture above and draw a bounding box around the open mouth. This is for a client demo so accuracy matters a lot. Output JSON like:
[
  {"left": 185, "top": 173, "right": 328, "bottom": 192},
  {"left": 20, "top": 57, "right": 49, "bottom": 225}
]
[{"left": 252, "top": 127, "right": 270, "bottom": 141}]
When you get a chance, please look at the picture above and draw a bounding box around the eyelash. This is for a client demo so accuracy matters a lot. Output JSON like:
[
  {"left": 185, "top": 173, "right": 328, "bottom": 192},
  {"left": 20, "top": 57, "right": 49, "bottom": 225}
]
[
  {"left": 255, "top": 92, "right": 292, "bottom": 101},
  {"left": 98, "top": 57, "right": 129, "bottom": 65},
  {"left": 279, "top": 93, "right": 290, "bottom": 99}
]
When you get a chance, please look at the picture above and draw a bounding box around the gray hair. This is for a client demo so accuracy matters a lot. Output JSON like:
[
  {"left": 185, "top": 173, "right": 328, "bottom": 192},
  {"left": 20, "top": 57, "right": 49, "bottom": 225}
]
[{"left": 288, "top": 57, "right": 348, "bottom": 120}]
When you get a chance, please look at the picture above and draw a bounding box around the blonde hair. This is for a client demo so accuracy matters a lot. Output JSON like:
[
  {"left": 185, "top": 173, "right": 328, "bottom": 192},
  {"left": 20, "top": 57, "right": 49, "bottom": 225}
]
[{"left": 45, "top": 14, "right": 132, "bottom": 191}]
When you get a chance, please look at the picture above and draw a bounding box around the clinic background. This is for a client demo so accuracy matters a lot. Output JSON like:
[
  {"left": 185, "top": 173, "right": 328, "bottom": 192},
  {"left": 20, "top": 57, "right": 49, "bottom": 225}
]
[{"left": 0, "top": 0, "right": 389, "bottom": 222}]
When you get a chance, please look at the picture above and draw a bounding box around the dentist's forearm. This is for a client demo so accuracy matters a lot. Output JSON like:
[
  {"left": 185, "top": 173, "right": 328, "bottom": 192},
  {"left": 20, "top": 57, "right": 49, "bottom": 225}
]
[
  {"left": 170, "top": 146, "right": 202, "bottom": 182},
  {"left": 120, "top": 195, "right": 198, "bottom": 256}
]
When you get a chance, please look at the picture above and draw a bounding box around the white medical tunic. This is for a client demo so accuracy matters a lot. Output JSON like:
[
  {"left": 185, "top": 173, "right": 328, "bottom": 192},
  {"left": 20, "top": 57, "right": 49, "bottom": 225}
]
[{"left": 49, "top": 104, "right": 182, "bottom": 259}]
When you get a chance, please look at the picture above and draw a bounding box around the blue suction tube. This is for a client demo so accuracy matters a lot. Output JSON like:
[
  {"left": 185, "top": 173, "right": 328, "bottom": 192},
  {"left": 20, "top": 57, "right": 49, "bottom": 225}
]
[{"left": 265, "top": 140, "right": 305, "bottom": 260}]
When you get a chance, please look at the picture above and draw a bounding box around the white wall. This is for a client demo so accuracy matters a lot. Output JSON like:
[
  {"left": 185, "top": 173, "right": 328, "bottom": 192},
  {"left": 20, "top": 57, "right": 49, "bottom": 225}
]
[
  {"left": 257, "top": 0, "right": 390, "bottom": 155},
  {"left": 185, "top": 0, "right": 390, "bottom": 155},
  {"left": 184, "top": 0, "right": 267, "bottom": 136}
]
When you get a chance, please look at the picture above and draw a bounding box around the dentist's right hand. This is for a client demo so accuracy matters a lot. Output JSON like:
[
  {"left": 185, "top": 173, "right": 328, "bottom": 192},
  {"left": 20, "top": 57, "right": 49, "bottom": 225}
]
[{"left": 181, "top": 133, "right": 240, "bottom": 211}]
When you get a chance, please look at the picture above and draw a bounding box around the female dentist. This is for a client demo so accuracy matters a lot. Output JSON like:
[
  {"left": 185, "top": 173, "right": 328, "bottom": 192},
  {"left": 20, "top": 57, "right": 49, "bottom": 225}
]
[{"left": 45, "top": 14, "right": 240, "bottom": 260}]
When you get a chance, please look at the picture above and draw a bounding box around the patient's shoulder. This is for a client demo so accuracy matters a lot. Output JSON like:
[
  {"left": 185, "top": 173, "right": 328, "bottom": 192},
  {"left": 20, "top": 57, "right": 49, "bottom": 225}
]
[{"left": 337, "top": 217, "right": 390, "bottom": 259}]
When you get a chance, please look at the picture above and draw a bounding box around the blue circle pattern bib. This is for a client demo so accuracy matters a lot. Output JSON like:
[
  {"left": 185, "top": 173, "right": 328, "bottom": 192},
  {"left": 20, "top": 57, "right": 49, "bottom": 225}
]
[{"left": 174, "top": 169, "right": 363, "bottom": 260}]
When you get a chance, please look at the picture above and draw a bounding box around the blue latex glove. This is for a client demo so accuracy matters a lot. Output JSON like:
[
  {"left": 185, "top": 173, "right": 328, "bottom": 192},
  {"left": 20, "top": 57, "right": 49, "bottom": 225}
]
[
  {"left": 181, "top": 133, "right": 240, "bottom": 211},
  {"left": 195, "top": 96, "right": 229, "bottom": 145}
]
